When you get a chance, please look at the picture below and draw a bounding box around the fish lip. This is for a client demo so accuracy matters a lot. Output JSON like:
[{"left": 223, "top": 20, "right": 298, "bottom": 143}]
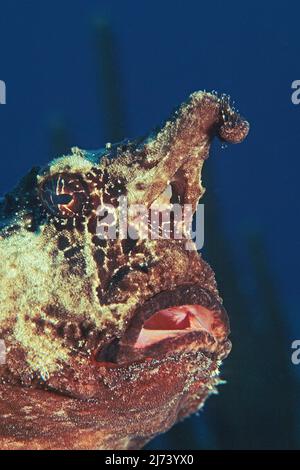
[{"left": 95, "top": 283, "right": 231, "bottom": 366}]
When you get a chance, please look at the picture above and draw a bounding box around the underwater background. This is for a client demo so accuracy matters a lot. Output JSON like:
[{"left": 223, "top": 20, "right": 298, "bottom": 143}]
[{"left": 0, "top": 0, "right": 299, "bottom": 449}]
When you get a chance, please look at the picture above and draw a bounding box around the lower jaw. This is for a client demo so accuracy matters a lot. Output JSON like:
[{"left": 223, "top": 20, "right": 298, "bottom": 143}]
[{"left": 0, "top": 344, "right": 229, "bottom": 450}]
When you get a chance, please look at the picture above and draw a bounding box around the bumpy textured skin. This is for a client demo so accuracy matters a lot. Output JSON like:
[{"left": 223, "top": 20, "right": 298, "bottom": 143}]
[{"left": 0, "top": 91, "right": 249, "bottom": 450}]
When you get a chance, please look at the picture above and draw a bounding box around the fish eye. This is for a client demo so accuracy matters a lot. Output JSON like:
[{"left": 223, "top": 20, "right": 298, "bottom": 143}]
[
  {"left": 50, "top": 193, "right": 73, "bottom": 206},
  {"left": 39, "top": 174, "right": 88, "bottom": 218}
]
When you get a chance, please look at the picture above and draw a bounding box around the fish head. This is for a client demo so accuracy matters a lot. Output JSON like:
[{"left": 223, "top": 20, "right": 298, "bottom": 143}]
[{"left": 0, "top": 91, "right": 249, "bottom": 449}]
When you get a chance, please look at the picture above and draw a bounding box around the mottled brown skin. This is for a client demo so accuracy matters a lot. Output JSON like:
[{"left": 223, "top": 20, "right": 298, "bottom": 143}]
[{"left": 0, "top": 91, "right": 249, "bottom": 449}]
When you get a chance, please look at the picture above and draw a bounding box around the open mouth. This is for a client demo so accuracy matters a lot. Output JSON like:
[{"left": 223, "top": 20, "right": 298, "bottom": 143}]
[
  {"left": 96, "top": 284, "right": 231, "bottom": 366},
  {"left": 133, "top": 304, "right": 215, "bottom": 348}
]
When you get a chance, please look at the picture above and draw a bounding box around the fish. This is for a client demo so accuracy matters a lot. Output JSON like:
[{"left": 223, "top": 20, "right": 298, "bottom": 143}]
[{"left": 0, "top": 91, "right": 249, "bottom": 450}]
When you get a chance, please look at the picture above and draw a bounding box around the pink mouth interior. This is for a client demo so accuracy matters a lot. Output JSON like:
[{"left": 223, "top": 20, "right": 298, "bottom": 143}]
[{"left": 134, "top": 304, "right": 215, "bottom": 349}]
